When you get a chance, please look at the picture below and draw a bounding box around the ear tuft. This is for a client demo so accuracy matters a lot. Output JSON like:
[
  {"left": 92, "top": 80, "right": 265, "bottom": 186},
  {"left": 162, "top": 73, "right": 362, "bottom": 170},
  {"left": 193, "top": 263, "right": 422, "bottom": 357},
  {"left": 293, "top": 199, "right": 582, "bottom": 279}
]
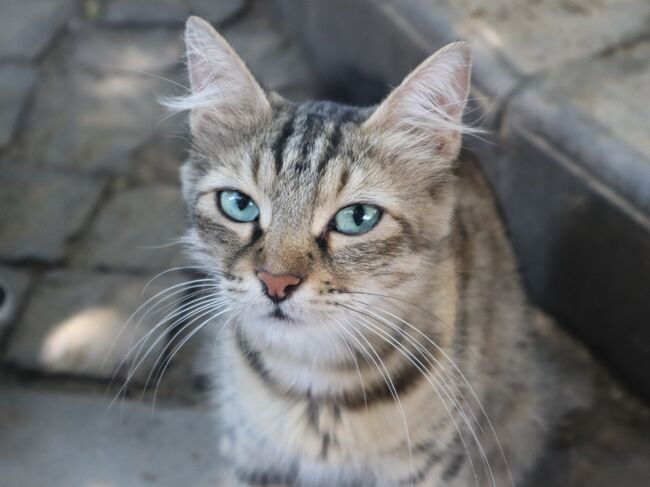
[
  {"left": 163, "top": 16, "right": 269, "bottom": 137},
  {"left": 364, "top": 41, "right": 473, "bottom": 163}
]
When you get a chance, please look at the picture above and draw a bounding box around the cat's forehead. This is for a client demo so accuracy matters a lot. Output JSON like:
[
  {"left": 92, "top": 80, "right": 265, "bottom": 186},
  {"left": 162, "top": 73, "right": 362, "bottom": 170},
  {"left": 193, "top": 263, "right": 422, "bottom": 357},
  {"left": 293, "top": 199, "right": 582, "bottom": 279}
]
[
  {"left": 194, "top": 99, "right": 389, "bottom": 215},
  {"left": 248, "top": 100, "right": 374, "bottom": 200},
  {"left": 264, "top": 99, "right": 371, "bottom": 177}
]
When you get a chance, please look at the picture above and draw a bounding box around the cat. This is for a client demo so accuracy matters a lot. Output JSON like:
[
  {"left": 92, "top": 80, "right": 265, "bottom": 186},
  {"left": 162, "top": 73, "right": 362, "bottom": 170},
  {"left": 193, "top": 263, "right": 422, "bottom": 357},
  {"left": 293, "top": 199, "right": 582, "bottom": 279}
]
[{"left": 167, "top": 16, "right": 577, "bottom": 487}]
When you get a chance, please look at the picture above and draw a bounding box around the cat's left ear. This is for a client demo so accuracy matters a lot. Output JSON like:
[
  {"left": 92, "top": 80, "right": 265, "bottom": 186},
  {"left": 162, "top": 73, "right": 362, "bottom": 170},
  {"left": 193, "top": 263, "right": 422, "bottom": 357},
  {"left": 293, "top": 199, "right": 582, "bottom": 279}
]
[
  {"left": 364, "top": 42, "right": 472, "bottom": 163},
  {"left": 181, "top": 16, "right": 270, "bottom": 137}
]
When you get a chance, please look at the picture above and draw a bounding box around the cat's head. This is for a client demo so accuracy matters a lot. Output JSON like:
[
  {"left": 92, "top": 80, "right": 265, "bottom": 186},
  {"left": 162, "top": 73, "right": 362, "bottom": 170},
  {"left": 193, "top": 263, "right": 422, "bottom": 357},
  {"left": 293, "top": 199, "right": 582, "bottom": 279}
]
[{"left": 174, "top": 17, "right": 472, "bottom": 363}]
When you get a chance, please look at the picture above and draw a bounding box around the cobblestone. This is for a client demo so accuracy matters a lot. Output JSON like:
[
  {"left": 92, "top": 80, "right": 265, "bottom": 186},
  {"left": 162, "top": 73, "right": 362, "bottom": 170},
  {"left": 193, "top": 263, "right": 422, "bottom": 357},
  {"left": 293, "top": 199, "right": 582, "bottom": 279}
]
[
  {"left": 0, "top": 0, "right": 77, "bottom": 60},
  {"left": 188, "top": 0, "right": 246, "bottom": 24},
  {"left": 75, "top": 186, "right": 188, "bottom": 272},
  {"left": 69, "top": 26, "right": 184, "bottom": 75},
  {"left": 0, "top": 267, "right": 33, "bottom": 341},
  {"left": 0, "top": 166, "right": 105, "bottom": 263},
  {"left": 0, "top": 63, "right": 38, "bottom": 148},
  {"left": 131, "top": 128, "right": 188, "bottom": 185},
  {"left": 103, "top": 0, "right": 246, "bottom": 26},
  {"left": 103, "top": 0, "right": 190, "bottom": 25},
  {"left": 18, "top": 68, "right": 170, "bottom": 174},
  {"left": 4, "top": 270, "right": 188, "bottom": 382},
  {"left": 223, "top": 9, "right": 318, "bottom": 99}
]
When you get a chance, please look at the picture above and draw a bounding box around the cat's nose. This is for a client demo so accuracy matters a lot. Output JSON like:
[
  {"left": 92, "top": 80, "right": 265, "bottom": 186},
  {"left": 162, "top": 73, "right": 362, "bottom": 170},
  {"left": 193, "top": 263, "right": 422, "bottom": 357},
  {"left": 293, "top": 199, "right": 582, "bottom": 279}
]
[{"left": 256, "top": 270, "right": 303, "bottom": 302}]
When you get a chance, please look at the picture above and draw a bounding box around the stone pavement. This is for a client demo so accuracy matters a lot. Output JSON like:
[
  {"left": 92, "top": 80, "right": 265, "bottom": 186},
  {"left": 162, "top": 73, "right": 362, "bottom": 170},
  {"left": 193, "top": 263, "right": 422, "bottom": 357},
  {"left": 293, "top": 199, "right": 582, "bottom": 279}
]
[
  {"left": 1, "top": 0, "right": 649, "bottom": 486},
  {"left": 0, "top": 0, "right": 318, "bottom": 379}
]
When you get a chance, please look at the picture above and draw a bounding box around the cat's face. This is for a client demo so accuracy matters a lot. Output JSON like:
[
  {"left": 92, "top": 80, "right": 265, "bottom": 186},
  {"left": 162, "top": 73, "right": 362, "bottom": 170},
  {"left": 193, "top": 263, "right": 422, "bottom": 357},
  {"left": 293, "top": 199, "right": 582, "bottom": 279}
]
[{"left": 175, "top": 18, "right": 471, "bottom": 363}]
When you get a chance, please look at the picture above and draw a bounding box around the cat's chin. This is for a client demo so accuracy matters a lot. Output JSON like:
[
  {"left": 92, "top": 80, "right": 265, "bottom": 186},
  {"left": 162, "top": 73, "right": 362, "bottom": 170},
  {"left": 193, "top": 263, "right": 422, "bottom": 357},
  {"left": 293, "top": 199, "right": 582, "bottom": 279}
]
[
  {"left": 267, "top": 305, "right": 294, "bottom": 322},
  {"left": 235, "top": 308, "right": 353, "bottom": 365}
]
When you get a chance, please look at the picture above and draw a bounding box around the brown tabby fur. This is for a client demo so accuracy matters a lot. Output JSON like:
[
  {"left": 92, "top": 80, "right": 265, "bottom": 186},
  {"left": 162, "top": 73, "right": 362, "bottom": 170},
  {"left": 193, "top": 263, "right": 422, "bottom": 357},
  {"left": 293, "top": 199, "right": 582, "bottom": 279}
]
[{"left": 168, "top": 16, "right": 583, "bottom": 487}]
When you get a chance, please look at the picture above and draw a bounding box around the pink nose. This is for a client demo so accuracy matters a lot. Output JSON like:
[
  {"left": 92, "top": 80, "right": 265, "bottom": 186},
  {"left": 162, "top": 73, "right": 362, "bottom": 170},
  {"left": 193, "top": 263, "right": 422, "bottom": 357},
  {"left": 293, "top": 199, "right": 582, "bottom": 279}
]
[{"left": 256, "top": 271, "right": 303, "bottom": 302}]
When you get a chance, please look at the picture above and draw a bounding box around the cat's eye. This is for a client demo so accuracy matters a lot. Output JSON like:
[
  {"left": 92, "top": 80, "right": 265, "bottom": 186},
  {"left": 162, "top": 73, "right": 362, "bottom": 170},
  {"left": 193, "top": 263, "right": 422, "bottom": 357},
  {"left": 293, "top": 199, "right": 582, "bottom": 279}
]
[
  {"left": 218, "top": 190, "right": 260, "bottom": 222},
  {"left": 333, "top": 204, "right": 382, "bottom": 235}
]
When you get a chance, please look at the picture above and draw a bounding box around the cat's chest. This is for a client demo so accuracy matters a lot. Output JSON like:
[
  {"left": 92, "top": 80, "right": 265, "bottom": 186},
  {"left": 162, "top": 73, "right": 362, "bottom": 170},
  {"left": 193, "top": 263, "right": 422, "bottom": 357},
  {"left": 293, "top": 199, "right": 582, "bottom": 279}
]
[{"left": 216, "top": 348, "right": 462, "bottom": 486}]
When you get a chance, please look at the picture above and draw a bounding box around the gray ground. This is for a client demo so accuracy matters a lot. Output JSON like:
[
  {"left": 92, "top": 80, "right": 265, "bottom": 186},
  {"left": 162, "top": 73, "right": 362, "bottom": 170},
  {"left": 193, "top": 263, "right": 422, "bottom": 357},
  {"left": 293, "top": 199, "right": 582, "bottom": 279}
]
[{"left": 0, "top": 1, "right": 648, "bottom": 486}]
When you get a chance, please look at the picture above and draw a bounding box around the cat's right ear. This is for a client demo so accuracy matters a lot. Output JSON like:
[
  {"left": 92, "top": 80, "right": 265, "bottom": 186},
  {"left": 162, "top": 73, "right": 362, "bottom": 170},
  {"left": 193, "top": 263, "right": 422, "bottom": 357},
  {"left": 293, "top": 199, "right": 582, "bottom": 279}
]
[
  {"left": 363, "top": 42, "right": 472, "bottom": 166},
  {"left": 175, "top": 16, "right": 270, "bottom": 137}
]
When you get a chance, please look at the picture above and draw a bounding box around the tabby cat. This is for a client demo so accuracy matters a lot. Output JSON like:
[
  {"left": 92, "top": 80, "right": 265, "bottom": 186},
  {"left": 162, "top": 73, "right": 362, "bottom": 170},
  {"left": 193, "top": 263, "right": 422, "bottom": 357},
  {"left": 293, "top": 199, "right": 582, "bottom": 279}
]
[{"left": 170, "top": 16, "right": 571, "bottom": 487}]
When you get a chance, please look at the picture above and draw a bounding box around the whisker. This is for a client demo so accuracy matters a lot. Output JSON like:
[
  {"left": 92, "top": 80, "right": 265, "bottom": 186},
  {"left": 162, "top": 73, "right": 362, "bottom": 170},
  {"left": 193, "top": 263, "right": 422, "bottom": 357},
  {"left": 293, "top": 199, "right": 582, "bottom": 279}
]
[
  {"left": 109, "top": 286, "right": 221, "bottom": 387},
  {"left": 327, "top": 319, "right": 368, "bottom": 411},
  {"left": 105, "top": 279, "right": 218, "bottom": 385},
  {"left": 129, "top": 295, "right": 228, "bottom": 379},
  {"left": 336, "top": 317, "right": 416, "bottom": 487},
  {"left": 349, "top": 300, "right": 510, "bottom": 487},
  {"left": 141, "top": 301, "right": 230, "bottom": 397},
  {"left": 109, "top": 296, "right": 227, "bottom": 409},
  {"left": 149, "top": 306, "right": 235, "bottom": 412},
  {"left": 141, "top": 270, "right": 214, "bottom": 296},
  {"left": 362, "top": 302, "right": 513, "bottom": 486},
  {"left": 339, "top": 289, "right": 452, "bottom": 331},
  {"left": 338, "top": 303, "right": 481, "bottom": 486}
]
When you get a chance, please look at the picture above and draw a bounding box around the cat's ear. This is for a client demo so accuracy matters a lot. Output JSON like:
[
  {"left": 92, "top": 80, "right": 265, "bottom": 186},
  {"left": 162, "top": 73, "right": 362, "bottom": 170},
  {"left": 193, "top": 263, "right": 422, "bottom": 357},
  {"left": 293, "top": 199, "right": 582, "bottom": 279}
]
[
  {"left": 364, "top": 42, "right": 472, "bottom": 163},
  {"left": 180, "top": 16, "right": 269, "bottom": 136}
]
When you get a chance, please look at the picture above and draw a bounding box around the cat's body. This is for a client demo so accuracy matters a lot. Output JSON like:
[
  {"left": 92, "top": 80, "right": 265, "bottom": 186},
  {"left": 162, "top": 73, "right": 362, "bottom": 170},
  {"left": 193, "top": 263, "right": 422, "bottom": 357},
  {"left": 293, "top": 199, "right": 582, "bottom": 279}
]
[
  {"left": 171, "top": 17, "right": 572, "bottom": 487},
  {"left": 212, "top": 156, "right": 556, "bottom": 487}
]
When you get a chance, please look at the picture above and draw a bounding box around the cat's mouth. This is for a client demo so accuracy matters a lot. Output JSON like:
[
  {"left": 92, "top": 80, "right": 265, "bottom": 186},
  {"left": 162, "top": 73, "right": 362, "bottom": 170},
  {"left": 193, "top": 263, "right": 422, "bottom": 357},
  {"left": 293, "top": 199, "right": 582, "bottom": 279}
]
[{"left": 268, "top": 305, "right": 292, "bottom": 322}]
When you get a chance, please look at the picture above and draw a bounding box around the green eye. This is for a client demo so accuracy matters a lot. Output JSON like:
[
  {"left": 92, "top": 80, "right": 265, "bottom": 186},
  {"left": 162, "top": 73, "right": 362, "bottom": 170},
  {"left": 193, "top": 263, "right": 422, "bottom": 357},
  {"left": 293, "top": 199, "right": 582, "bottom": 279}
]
[
  {"left": 334, "top": 204, "right": 382, "bottom": 235},
  {"left": 218, "top": 190, "right": 259, "bottom": 222}
]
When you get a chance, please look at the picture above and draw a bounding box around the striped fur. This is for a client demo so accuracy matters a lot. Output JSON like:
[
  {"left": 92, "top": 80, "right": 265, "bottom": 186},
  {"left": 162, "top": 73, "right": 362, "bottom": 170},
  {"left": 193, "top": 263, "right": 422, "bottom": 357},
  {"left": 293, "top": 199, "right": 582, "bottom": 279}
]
[{"left": 173, "top": 17, "right": 569, "bottom": 487}]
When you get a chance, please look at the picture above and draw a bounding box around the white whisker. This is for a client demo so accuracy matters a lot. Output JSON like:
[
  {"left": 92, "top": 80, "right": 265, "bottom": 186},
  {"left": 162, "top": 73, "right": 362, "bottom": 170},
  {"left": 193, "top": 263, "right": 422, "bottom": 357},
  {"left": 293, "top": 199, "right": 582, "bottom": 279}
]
[
  {"left": 336, "top": 317, "right": 416, "bottom": 487},
  {"left": 339, "top": 303, "right": 482, "bottom": 487},
  {"left": 350, "top": 300, "right": 512, "bottom": 487}
]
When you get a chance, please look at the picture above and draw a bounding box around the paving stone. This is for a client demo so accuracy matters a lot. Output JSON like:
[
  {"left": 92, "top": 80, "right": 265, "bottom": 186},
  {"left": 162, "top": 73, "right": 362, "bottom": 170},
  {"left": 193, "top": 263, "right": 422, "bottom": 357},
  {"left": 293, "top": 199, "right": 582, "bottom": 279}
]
[
  {"left": 103, "top": 0, "right": 191, "bottom": 25},
  {"left": 540, "top": 39, "right": 650, "bottom": 161},
  {"left": 222, "top": 6, "right": 319, "bottom": 100},
  {"left": 0, "top": 388, "right": 224, "bottom": 487},
  {"left": 0, "top": 0, "right": 77, "bottom": 60},
  {"left": 0, "top": 165, "right": 105, "bottom": 263},
  {"left": 103, "top": 0, "right": 246, "bottom": 26},
  {"left": 188, "top": 0, "right": 247, "bottom": 24},
  {"left": 0, "top": 267, "right": 33, "bottom": 341},
  {"left": 75, "top": 186, "right": 189, "bottom": 271},
  {"left": 4, "top": 270, "right": 195, "bottom": 382},
  {"left": 0, "top": 63, "right": 38, "bottom": 148},
  {"left": 69, "top": 26, "right": 184, "bottom": 75},
  {"left": 131, "top": 128, "right": 188, "bottom": 185},
  {"left": 18, "top": 66, "right": 170, "bottom": 174}
]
